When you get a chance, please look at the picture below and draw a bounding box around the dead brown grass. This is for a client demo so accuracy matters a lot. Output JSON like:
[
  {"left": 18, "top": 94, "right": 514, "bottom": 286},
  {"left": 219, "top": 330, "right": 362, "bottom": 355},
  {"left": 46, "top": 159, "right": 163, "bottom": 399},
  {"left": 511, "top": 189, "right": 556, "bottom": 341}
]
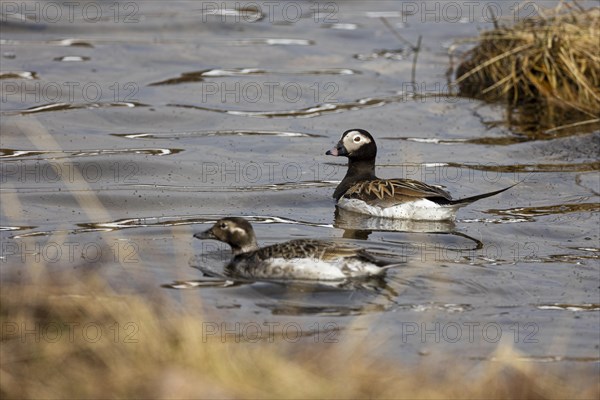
[
  {"left": 1, "top": 274, "right": 598, "bottom": 399},
  {"left": 455, "top": 1, "right": 600, "bottom": 131}
]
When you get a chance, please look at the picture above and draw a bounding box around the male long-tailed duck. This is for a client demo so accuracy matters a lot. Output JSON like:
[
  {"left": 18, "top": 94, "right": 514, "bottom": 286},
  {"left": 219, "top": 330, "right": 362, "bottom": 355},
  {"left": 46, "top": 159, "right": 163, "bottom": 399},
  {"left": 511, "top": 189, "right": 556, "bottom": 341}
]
[
  {"left": 194, "top": 217, "right": 398, "bottom": 281},
  {"left": 326, "top": 129, "right": 516, "bottom": 220}
]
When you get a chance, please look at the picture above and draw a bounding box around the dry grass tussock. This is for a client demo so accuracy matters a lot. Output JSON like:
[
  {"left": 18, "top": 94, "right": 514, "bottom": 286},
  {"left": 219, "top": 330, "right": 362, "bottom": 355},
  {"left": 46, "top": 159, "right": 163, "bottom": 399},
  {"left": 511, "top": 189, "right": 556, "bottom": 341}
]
[
  {"left": 1, "top": 275, "right": 598, "bottom": 399},
  {"left": 455, "top": 1, "right": 600, "bottom": 133}
]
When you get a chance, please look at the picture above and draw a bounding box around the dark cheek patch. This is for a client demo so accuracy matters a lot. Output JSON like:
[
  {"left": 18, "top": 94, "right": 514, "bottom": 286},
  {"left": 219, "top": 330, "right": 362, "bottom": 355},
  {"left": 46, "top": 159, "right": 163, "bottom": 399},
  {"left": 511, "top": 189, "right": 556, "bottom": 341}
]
[{"left": 233, "top": 231, "right": 246, "bottom": 242}]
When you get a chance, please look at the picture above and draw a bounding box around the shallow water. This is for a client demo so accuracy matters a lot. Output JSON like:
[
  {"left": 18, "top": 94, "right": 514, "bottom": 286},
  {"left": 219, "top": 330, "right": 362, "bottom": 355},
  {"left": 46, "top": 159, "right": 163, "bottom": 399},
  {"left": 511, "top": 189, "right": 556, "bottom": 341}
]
[{"left": 1, "top": 0, "right": 598, "bottom": 371}]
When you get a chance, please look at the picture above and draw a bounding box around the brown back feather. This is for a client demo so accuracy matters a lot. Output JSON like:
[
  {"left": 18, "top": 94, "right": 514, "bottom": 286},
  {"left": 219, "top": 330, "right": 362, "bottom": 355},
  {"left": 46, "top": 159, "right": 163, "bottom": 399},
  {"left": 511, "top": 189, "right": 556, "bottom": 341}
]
[{"left": 345, "top": 179, "right": 452, "bottom": 204}]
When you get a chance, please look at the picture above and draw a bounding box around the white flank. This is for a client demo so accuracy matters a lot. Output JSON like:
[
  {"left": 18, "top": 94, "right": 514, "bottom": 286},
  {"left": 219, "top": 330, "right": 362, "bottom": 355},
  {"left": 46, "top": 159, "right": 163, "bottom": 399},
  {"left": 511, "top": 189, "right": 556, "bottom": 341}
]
[
  {"left": 338, "top": 198, "right": 460, "bottom": 221},
  {"left": 256, "top": 258, "right": 383, "bottom": 281}
]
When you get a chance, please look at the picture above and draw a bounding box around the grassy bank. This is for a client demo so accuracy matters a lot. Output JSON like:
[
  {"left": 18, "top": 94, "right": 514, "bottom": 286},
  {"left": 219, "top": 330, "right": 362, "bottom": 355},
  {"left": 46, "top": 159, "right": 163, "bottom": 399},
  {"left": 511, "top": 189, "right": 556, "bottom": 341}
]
[{"left": 454, "top": 1, "right": 599, "bottom": 134}]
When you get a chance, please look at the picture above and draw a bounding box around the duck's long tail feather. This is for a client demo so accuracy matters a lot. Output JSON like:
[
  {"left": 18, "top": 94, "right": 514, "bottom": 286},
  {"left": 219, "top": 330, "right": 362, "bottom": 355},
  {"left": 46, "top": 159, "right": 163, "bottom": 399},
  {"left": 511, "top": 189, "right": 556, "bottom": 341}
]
[
  {"left": 378, "top": 263, "right": 405, "bottom": 271},
  {"left": 446, "top": 182, "right": 520, "bottom": 206}
]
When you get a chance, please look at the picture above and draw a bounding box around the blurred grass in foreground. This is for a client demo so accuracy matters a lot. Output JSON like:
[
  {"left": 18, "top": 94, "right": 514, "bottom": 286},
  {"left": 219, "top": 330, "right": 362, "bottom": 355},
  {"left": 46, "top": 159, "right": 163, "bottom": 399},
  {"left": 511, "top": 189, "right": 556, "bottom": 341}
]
[{"left": 1, "top": 273, "right": 598, "bottom": 399}]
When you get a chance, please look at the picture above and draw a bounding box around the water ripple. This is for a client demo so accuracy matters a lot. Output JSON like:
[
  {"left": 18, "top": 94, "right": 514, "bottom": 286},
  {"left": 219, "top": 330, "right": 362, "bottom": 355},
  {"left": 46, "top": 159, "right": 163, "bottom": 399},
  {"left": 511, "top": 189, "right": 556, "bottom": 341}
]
[
  {"left": 393, "top": 302, "right": 473, "bottom": 313},
  {"left": 355, "top": 48, "right": 408, "bottom": 61},
  {"left": 54, "top": 56, "right": 90, "bottom": 62},
  {"left": 0, "top": 38, "right": 94, "bottom": 47},
  {"left": 0, "top": 147, "right": 182, "bottom": 160},
  {"left": 447, "top": 161, "right": 600, "bottom": 173},
  {"left": 0, "top": 225, "right": 37, "bottom": 232},
  {"left": 536, "top": 303, "right": 600, "bottom": 312},
  {"left": 537, "top": 253, "right": 599, "bottom": 265},
  {"left": 459, "top": 217, "right": 532, "bottom": 224},
  {"left": 472, "top": 355, "right": 600, "bottom": 363},
  {"left": 0, "top": 71, "right": 37, "bottom": 80},
  {"left": 168, "top": 96, "right": 389, "bottom": 118},
  {"left": 375, "top": 161, "right": 599, "bottom": 173},
  {"left": 0, "top": 181, "right": 336, "bottom": 195},
  {"left": 0, "top": 38, "right": 312, "bottom": 47},
  {"left": 200, "top": 6, "right": 264, "bottom": 21},
  {"left": 385, "top": 126, "right": 600, "bottom": 147},
  {"left": 150, "top": 67, "right": 357, "bottom": 86},
  {"left": 10, "top": 214, "right": 331, "bottom": 238},
  {"left": 111, "top": 130, "right": 325, "bottom": 139},
  {"left": 124, "top": 181, "right": 335, "bottom": 192},
  {"left": 3, "top": 101, "right": 147, "bottom": 116},
  {"left": 258, "top": 302, "right": 388, "bottom": 316},
  {"left": 321, "top": 23, "right": 359, "bottom": 30},
  {"left": 489, "top": 203, "right": 600, "bottom": 219},
  {"left": 230, "top": 38, "right": 313, "bottom": 46}
]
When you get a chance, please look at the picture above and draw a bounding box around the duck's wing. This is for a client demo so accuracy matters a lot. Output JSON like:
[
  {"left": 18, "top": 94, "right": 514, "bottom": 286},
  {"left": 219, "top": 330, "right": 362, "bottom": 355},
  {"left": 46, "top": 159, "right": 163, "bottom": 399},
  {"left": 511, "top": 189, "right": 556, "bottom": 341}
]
[
  {"left": 254, "top": 239, "right": 362, "bottom": 261},
  {"left": 343, "top": 178, "right": 452, "bottom": 207}
]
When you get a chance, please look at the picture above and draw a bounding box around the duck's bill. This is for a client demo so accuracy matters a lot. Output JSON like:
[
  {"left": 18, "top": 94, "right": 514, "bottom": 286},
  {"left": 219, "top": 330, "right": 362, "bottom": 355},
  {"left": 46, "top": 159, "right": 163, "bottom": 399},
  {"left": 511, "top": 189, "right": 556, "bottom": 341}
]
[
  {"left": 326, "top": 145, "right": 346, "bottom": 156},
  {"left": 193, "top": 229, "right": 215, "bottom": 240}
]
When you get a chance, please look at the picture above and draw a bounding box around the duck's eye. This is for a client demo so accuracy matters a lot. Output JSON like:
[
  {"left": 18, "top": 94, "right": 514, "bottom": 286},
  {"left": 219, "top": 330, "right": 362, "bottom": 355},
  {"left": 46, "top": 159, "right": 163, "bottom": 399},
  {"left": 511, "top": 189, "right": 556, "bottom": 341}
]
[
  {"left": 219, "top": 223, "right": 228, "bottom": 229},
  {"left": 353, "top": 136, "right": 361, "bottom": 143}
]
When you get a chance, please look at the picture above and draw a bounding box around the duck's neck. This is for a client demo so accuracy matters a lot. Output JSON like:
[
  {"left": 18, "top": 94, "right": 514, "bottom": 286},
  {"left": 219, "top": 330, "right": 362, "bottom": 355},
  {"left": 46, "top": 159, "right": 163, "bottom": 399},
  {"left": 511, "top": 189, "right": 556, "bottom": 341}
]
[
  {"left": 231, "top": 240, "right": 259, "bottom": 256},
  {"left": 334, "top": 158, "right": 376, "bottom": 201}
]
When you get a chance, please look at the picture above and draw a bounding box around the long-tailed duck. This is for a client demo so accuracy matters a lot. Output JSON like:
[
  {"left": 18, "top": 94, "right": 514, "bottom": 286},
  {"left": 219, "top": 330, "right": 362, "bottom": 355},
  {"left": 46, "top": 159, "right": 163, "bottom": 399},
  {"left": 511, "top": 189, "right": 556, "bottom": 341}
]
[
  {"left": 194, "top": 217, "right": 399, "bottom": 281},
  {"left": 326, "top": 129, "right": 516, "bottom": 220}
]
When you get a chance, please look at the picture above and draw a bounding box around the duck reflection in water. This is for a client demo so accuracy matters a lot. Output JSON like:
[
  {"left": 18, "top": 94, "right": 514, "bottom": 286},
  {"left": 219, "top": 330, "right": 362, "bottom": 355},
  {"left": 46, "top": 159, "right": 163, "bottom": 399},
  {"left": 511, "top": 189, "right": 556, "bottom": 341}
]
[
  {"left": 333, "top": 208, "right": 483, "bottom": 251},
  {"left": 334, "top": 207, "right": 454, "bottom": 239}
]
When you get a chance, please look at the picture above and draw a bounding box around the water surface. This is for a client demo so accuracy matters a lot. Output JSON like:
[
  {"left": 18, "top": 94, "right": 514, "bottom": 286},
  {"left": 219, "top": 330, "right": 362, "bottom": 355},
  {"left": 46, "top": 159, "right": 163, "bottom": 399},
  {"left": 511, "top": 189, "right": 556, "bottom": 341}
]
[{"left": 1, "top": 0, "right": 598, "bottom": 373}]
